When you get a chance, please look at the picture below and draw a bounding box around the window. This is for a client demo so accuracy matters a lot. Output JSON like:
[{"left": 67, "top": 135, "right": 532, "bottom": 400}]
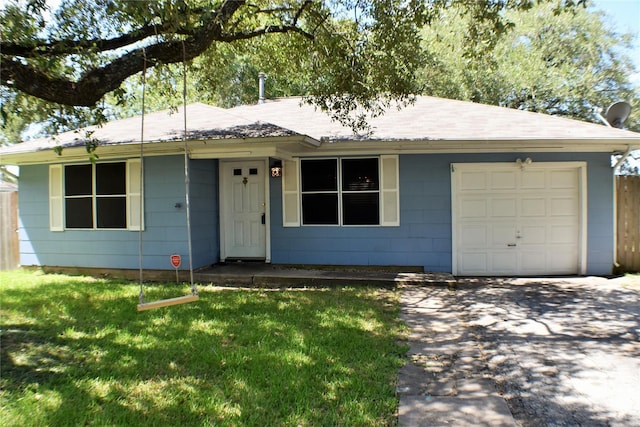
[
  {"left": 64, "top": 162, "right": 126, "bottom": 229},
  {"left": 342, "top": 158, "right": 380, "bottom": 225},
  {"left": 301, "top": 159, "right": 338, "bottom": 225},
  {"left": 300, "top": 157, "right": 380, "bottom": 226},
  {"left": 49, "top": 160, "right": 143, "bottom": 231}
]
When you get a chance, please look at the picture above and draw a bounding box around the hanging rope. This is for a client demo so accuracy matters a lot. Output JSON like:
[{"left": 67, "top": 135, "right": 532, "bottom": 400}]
[
  {"left": 138, "top": 48, "right": 147, "bottom": 306},
  {"left": 182, "top": 40, "right": 197, "bottom": 297},
  {"left": 136, "top": 42, "right": 199, "bottom": 311}
]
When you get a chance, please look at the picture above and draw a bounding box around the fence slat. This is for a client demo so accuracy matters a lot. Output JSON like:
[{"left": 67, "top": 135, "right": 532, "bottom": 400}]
[
  {"left": 616, "top": 175, "right": 640, "bottom": 273},
  {"left": 0, "top": 191, "right": 19, "bottom": 270}
]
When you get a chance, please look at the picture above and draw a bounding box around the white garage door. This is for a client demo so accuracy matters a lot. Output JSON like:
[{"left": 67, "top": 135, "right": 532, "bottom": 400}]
[{"left": 451, "top": 162, "right": 586, "bottom": 276}]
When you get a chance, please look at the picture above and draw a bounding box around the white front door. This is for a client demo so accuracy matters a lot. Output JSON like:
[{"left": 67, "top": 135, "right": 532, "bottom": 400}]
[
  {"left": 451, "top": 162, "right": 586, "bottom": 276},
  {"left": 220, "top": 160, "right": 267, "bottom": 260}
]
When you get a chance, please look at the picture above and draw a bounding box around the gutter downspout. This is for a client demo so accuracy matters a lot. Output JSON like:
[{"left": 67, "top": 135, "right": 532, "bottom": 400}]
[
  {"left": 0, "top": 166, "right": 19, "bottom": 181},
  {"left": 611, "top": 144, "right": 633, "bottom": 271},
  {"left": 613, "top": 144, "right": 632, "bottom": 170}
]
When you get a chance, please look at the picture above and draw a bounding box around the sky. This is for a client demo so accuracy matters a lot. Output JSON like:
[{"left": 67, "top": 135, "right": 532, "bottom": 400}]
[
  {"left": 1, "top": 0, "right": 638, "bottom": 72},
  {"left": 590, "top": 0, "right": 639, "bottom": 169},
  {"left": 590, "top": 0, "right": 640, "bottom": 84}
]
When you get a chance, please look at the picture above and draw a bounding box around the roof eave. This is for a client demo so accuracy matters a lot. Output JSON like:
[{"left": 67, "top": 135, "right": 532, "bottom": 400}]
[
  {"left": 305, "top": 137, "right": 640, "bottom": 156},
  {"left": 2, "top": 136, "right": 638, "bottom": 166},
  {"left": 0, "top": 135, "right": 320, "bottom": 166}
]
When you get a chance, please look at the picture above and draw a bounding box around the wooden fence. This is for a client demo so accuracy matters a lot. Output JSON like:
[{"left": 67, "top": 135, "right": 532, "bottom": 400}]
[
  {"left": 616, "top": 175, "right": 640, "bottom": 273},
  {"left": 0, "top": 191, "right": 19, "bottom": 271}
]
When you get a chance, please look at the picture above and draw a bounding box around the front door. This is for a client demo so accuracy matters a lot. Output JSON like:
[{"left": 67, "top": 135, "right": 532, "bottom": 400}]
[{"left": 221, "top": 160, "right": 267, "bottom": 260}]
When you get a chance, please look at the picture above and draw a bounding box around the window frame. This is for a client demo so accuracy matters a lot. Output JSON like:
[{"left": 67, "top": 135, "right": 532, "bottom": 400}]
[
  {"left": 64, "top": 161, "right": 127, "bottom": 230},
  {"left": 299, "top": 156, "right": 381, "bottom": 227},
  {"left": 49, "top": 159, "right": 143, "bottom": 231}
]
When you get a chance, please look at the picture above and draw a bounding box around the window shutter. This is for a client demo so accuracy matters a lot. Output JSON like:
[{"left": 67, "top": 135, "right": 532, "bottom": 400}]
[
  {"left": 282, "top": 158, "right": 300, "bottom": 227},
  {"left": 380, "top": 155, "right": 400, "bottom": 226},
  {"left": 127, "top": 159, "right": 144, "bottom": 231},
  {"left": 49, "top": 164, "right": 64, "bottom": 231}
]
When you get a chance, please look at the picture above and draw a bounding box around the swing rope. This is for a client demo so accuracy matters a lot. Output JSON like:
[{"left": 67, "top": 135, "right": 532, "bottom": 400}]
[
  {"left": 137, "top": 41, "right": 199, "bottom": 311},
  {"left": 182, "top": 40, "right": 198, "bottom": 298},
  {"left": 138, "top": 48, "right": 147, "bottom": 306}
]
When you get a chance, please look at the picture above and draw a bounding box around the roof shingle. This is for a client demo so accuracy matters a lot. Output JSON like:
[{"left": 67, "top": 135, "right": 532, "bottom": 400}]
[{"left": 1, "top": 96, "right": 639, "bottom": 157}]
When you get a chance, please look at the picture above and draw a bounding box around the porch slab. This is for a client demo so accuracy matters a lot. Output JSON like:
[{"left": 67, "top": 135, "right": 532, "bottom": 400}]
[{"left": 194, "top": 264, "right": 456, "bottom": 288}]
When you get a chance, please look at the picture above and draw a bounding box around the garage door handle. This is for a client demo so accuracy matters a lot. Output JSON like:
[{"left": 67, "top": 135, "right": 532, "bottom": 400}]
[{"left": 507, "top": 243, "right": 517, "bottom": 247}]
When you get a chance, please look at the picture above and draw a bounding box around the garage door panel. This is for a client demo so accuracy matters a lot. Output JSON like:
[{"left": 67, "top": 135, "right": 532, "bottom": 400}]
[
  {"left": 460, "top": 172, "right": 487, "bottom": 191},
  {"left": 551, "top": 254, "right": 578, "bottom": 273},
  {"left": 453, "top": 163, "right": 583, "bottom": 276},
  {"left": 550, "top": 198, "right": 578, "bottom": 216},
  {"left": 521, "top": 198, "right": 546, "bottom": 217},
  {"left": 460, "top": 199, "right": 487, "bottom": 218},
  {"left": 460, "top": 225, "right": 487, "bottom": 246},
  {"left": 491, "top": 171, "right": 517, "bottom": 190},
  {"left": 520, "top": 225, "right": 546, "bottom": 244},
  {"left": 550, "top": 170, "right": 578, "bottom": 189},
  {"left": 460, "top": 252, "right": 489, "bottom": 273},
  {"left": 549, "top": 224, "right": 578, "bottom": 244},
  {"left": 491, "top": 198, "right": 517, "bottom": 217},
  {"left": 491, "top": 224, "right": 518, "bottom": 246},
  {"left": 521, "top": 170, "right": 546, "bottom": 189},
  {"left": 519, "top": 250, "right": 548, "bottom": 273},
  {"left": 491, "top": 251, "right": 518, "bottom": 273}
]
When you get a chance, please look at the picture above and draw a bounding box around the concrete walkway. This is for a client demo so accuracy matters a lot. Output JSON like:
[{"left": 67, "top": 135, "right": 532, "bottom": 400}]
[{"left": 397, "top": 285, "right": 517, "bottom": 427}]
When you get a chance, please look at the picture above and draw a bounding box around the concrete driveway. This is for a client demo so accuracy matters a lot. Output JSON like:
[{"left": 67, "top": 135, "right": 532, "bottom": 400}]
[{"left": 398, "top": 276, "right": 640, "bottom": 427}]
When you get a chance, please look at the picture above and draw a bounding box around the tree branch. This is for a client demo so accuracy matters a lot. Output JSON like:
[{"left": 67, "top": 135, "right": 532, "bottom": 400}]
[
  {"left": 220, "top": 24, "right": 315, "bottom": 42},
  {"left": 293, "top": 0, "right": 313, "bottom": 24},
  {"left": 0, "top": 0, "right": 250, "bottom": 106},
  {"left": 0, "top": 0, "right": 328, "bottom": 106},
  {"left": 1, "top": 23, "right": 194, "bottom": 58}
]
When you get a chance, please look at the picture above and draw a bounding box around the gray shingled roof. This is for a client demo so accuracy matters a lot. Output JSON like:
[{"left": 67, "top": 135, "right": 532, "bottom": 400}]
[
  {"left": 233, "top": 96, "right": 640, "bottom": 142},
  {"left": 1, "top": 96, "right": 639, "bottom": 157},
  {"left": 0, "top": 103, "right": 298, "bottom": 155}
]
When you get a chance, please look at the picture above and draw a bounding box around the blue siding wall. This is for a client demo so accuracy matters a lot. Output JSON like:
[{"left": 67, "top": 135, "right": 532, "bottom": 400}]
[
  {"left": 18, "top": 156, "right": 219, "bottom": 270},
  {"left": 189, "top": 159, "right": 219, "bottom": 268},
  {"left": 269, "top": 152, "right": 614, "bottom": 275},
  {"left": 18, "top": 152, "right": 614, "bottom": 275}
]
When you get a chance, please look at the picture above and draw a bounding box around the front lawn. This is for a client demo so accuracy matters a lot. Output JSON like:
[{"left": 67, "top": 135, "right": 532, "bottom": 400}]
[{"left": 0, "top": 270, "right": 407, "bottom": 426}]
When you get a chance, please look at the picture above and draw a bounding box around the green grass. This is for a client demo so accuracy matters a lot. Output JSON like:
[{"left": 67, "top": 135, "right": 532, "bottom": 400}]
[{"left": 0, "top": 269, "right": 407, "bottom": 426}]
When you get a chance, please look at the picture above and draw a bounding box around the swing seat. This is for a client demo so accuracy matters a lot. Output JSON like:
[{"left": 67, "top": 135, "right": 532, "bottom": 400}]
[{"left": 137, "top": 294, "right": 199, "bottom": 311}]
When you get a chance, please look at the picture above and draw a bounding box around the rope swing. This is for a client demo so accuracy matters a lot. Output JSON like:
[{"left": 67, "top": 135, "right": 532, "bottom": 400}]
[{"left": 137, "top": 42, "right": 199, "bottom": 311}]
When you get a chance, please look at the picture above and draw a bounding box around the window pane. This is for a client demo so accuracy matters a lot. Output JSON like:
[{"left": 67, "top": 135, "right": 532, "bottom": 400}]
[
  {"left": 65, "top": 165, "right": 92, "bottom": 196},
  {"left": 343, "top": 193, "right": 379, "bottom": 225},
  {"left": 342, "top": 158, "right": 379, "bottom": 191},
  {"left": 97, "top": 197, "right": 127, "bottom": 228},
  {"left": 65, "top": 198, "right": 93, "bottom": 228},
  {"left": 302, "top": 194, "right": 338, "bottom": 225},
  {"left": 96, "top": 163, "right": 126, "bottom": 195},
  {"left": 301, "top": 159, "right": 337, "bottom": 192}
]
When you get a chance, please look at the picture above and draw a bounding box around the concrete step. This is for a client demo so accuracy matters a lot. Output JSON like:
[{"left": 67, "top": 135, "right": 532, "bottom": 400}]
[{"left": 194, "top": 266, "right": 456, "bottom": 288}]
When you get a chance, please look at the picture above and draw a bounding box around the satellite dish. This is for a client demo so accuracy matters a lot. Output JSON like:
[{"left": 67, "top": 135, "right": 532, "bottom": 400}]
[{"left": 605, "top": 101, "right": 632, "bottom": 129}]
